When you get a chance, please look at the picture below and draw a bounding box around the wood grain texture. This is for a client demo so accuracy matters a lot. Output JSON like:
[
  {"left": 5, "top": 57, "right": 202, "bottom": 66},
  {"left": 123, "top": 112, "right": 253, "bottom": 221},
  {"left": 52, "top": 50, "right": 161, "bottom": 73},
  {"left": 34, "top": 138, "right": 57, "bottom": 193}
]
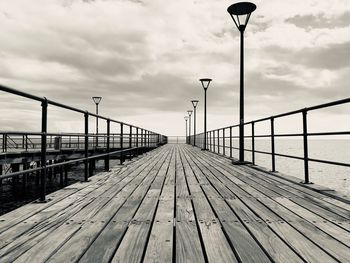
[{"left": 0, "top": 145, "right": 348, "bottom": 263}]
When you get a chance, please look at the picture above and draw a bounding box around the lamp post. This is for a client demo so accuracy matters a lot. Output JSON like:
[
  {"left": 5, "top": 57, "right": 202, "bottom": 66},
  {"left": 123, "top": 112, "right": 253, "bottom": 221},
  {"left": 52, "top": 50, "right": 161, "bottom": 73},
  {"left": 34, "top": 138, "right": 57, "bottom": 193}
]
[
  {"left": 187, "top": 110, "right": 193, "bottom": 145},
  {"left": 191, "top": 100, "right": 199, "bottom": 147},
  {"left": 200, "top": 78, "right": 212, "bottom": 150},
  {"left": 227, "top": 2, "right": 256, "bottom": 164},
  {"left": 184, "top": 116, "right": 189, "bottom": 144},
  {"left": 92, "top": 96, "right": 102, "bottom": 148}
]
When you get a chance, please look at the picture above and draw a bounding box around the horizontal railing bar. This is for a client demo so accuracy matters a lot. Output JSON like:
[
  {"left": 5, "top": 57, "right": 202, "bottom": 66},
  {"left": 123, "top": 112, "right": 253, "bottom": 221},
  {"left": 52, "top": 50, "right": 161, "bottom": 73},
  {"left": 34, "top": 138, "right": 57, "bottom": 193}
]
[
  {"left": 0, "top": 146, "right": 143, "bottom": 180},
  {"left": 0, "top": 85, "right": 158, "bottom": 134},
  {"left": 0, "top": 84, "right": 44, "bottom": 102}
]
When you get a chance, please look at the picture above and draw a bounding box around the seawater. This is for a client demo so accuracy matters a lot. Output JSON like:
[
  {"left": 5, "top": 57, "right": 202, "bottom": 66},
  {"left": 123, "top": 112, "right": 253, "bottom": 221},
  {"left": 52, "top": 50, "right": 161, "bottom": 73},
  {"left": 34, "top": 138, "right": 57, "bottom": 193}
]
[{"left": 218, "top": 139, "right": 350, "bottom": 197}]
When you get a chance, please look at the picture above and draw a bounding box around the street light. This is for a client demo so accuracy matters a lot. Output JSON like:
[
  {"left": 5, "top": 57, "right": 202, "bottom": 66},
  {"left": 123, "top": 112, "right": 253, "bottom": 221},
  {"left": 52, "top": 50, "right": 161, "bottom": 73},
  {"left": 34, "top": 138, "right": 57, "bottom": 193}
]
[
  {"left": 92, "top": 96, "right": 102, "bottom": 148},
  {"left": 200, "top": 78, "right": 212, "bottom": 150},
  {"left": 184, "top": 116, "right": 189, "bottom": 144},
  {"left": 227, "top": 2, "right": 256, "bottom": 164},
  {"left": 187, "top": 110, "right": 193, "bottom": 145},
  {"left": 191, "top": 100, "right": 199, "bottom": 147}
]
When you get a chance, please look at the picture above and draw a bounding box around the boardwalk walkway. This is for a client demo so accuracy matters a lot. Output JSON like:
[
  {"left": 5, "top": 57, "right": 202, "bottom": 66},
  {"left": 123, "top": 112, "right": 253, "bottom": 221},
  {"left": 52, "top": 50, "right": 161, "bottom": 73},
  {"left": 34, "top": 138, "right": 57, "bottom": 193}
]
[{"left": 0, "top": 144, "right": 350, "bottom": 262}]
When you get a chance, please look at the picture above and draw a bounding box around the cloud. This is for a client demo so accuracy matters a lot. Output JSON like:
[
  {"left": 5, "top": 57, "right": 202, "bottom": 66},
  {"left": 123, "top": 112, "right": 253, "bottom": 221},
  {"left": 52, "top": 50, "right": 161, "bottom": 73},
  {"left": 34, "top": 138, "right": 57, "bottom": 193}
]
[
  {"left": 0, "top": 0, "right": 349, "bottom": 136},
  {"left": 286, "top": 11, "right": 350, "bottom": 30}
]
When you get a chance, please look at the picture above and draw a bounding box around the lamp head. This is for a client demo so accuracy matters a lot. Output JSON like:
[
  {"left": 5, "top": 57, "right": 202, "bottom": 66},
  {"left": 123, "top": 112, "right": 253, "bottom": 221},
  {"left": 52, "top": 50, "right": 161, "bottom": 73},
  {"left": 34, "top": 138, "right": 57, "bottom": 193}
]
[
  {"left": 187, "top": 110, "right": 193, "bottom": 116},
  {"left": 184, "top": 116, "right": 189, "bottom": 121},
  {"left": 191, "top": 100, "right": 199, "bottom": 108},
  {"left": 199, "top": 78, "right": 212, "bottom": 90},
  {"left": 227, "top": 2, "right": 256, "bottom": 31},
  {"left": 92, "top": 96, "right": 102, "bottom": 105}
]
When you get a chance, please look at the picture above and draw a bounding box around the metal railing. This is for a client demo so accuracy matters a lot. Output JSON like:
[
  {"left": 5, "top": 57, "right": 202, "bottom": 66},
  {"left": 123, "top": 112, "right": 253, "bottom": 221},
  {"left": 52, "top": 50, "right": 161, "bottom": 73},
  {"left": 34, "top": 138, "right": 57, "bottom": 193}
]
[
  {"left": 0, "top": 84, "right": 167, "bottom": 201},
  {"left": 188, "top": 97, "right": 350, "bottom": 184}
]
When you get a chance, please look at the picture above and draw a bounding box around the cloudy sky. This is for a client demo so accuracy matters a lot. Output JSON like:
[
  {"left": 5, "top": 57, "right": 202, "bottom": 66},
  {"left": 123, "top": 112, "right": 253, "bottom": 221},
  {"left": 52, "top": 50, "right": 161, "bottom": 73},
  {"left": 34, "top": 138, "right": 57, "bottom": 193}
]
[{"left": 0, "top": 0, "right": 349, "bottom": 136}]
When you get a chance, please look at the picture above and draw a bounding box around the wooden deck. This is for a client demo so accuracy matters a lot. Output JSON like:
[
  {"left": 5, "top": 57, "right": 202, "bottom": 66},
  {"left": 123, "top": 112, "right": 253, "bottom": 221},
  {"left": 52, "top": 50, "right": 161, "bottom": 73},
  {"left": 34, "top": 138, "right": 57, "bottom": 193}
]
[{"left": 0, "top": 144, "right": 350, "bottom": 262}]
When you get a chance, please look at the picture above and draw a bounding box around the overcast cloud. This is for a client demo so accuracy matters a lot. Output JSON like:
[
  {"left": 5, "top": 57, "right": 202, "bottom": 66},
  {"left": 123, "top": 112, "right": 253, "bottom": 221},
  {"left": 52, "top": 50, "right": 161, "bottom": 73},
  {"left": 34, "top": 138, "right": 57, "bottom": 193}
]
[{"left": 0, "top": 0, "right": 349, "bottom": 135}]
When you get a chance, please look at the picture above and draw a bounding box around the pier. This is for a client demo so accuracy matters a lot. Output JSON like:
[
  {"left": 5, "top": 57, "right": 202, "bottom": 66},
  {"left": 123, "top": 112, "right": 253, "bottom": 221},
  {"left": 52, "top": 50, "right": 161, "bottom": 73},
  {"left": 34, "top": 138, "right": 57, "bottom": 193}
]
[
  {"left": 0, "top": 144, "right": 349, "bottom": 262},
  {"left": 1, "top": 0, "right": 350, "bottom": 261}
]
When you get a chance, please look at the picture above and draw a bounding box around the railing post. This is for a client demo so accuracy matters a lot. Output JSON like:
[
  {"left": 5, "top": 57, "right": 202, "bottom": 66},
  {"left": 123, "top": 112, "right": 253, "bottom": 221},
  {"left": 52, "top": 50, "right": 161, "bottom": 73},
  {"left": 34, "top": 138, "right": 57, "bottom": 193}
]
[
  {"left": 217, "top": 130, "right": 220, "bottom": 154},
  {"left": 3, "top": 134, "right": 7, "bottom": 152},
  {"left": 148, "top": 131, "right": 150, "bottom": 149},
  {"left": 105, "top": 119, "right": 110, "bottom": 171},
  {"left": 213, "top": 131, "right": 215, "bottom": 152},
  {"left": 136, "top": 127, "right": 139, "bottom": 154},
  {"left": 25, "top": 135, "right": 28, "bottom": 152},
  {"left": 223, "top": 128, "right": 225, "bottom": 156},
  {"left": 84, "top": 112, "right": 89, "bottom": 181},
  {"left": 208, "top": 131, "right": 211, "bottom": 151},
  {"left": 302, "top": 109, "right": 310, "bottom": 184},
  {"left": 141, "top": 129, "right": 143, "bottom": 148},
  {"left": 120, "top": 123, "right": 124, "bottom": 164},
  {"left": 129, "top": 125, "right": 132, "bottom": 160},
  {"left": 230, "top": 127, "right": 232, "bottom": 158},
  {"left": 40, "top": 98, "right": 48, "bottom": 202},
  {"left": 270, "top": 117, "right": 276, "bottom": 172},
  {"left": 252, "top": 122, "right": 255, "bottom": 165}
]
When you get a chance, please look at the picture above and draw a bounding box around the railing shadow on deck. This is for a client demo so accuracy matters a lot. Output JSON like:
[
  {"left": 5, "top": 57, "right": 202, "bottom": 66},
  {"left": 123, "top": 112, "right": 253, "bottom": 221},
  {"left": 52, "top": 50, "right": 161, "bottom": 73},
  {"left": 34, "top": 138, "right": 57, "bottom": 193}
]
[
  {"left": 0, "top": 84, "right": 167, "bottom": 202},
  {"left": 188, "top": 97, "right": 350, "bottom": 185}
]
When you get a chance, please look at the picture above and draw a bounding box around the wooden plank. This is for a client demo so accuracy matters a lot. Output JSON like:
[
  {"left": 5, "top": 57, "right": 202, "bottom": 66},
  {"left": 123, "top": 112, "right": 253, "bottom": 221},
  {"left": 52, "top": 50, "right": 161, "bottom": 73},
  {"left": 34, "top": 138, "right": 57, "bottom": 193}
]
[
  {"left": 175, "top": 146, "right": 205, "bottom": 263},
  {"left": 0, "top": 148, "right": 165, "bottom": 254},
  {"left": 142, "top": 147, "right": 176, "bottom": 262},
  {"left": 176, "top": 221, "right": 205, "bottom": 263},
  {"left": 185, "top": 147, "right": 343, "bottom": 263},
  {"left": 7, "top": 146, "right": 169, "bottom": 262},
  {"left": 180, "top": 147, "right": 238, "bottom": 263},
  {"left": 0, "top": 145, "right": 165, "bottom": 235},
  {"left": 184, "top": 149, "right": 271, "bottom": 263},
  {"left": 75, "top": 148, "right": 172, "bottom": 263}
]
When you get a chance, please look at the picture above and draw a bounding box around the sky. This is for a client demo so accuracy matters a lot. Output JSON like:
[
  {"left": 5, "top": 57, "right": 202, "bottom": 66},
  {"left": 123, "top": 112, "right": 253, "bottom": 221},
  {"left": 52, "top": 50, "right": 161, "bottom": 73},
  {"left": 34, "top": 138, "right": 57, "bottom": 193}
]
[{"left": 0, "top": 0, "right": 349, "bottom": 137}]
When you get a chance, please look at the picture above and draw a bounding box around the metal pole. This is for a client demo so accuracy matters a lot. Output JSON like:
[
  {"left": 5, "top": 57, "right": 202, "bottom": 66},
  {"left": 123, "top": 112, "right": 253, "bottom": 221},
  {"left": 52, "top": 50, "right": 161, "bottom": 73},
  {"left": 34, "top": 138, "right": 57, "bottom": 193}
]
[
  {"left": 120, "top": 123, "right": 124, "bottom": 164},
  {"left": 223, "top": 128, "right": 225, "bottom": 156},
  {"left": 189, "top": 114, "right": 192, "bottom": 145},
  {"left": 229, "top": 127, "right": 232, "bottom": 158},
  {"left": 105, "top": 119, "right": 110, "bottom": 171},
  {"left": 129, "top": 126, "right": 132, "bottom": 160},
  {"left": 193, "top": 106, "right": 197, "bottom": 147},
  {"left": 204, "top": 89, "right": 207, "bottom": 150},
  {"left": 84, "top": 112, "right": 89, "bottom": 181},
  {"left": 302, "top": 110, "right": 310, "bottom": 183},
  {"left": 185, "top": 119, "right": 188, "bottom": 144},
  {"left": 217, "top": 129, "right": 220, "bottom": 154},
  {"left": 210, "top": 131, "right": 212, "bottom": 151},
  {"left": 96, "top": 103, "right": 98, "bottom": 148},
  {"left": 39, "top": 99, "right": 48, "bottom": 202},
  {"left": 136, "top": 127, "right": 139, "bottom": 148},
  {"left": 271, "top": 117, "right": 276, "bottom": 172},
  {"left": 213, "top": 130, "right": 215, "bottom": 153},
  {"left": 252, "top": 122, "right": 255, "bottom": 165},
  {"left": 239, "top": 29, "right": 245, "bottom": 162}
]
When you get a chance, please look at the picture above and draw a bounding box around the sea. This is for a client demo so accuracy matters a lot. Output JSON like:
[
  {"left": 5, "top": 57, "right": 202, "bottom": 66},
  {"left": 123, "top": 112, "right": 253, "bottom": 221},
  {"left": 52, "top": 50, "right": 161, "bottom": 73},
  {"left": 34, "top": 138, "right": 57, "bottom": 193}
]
[{"left": 224, "top": 139, "right": 350, "bottom": 197}]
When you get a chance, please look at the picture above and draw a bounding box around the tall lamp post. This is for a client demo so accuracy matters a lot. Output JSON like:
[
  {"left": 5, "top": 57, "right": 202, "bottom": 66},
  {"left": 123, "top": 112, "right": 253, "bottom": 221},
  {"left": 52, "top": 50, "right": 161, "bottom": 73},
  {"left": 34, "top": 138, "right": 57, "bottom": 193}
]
[
  {"left": 187, "top": 110, "right": 193, "bottom": 145},
  {"left": 199, "top": 78, "right": 212, "bottom": 150},
  {"left": 191, "top": 100, "right": 199, "bottom": 147},
  {"left": 92, "top": 96, "right": 102, "bottom": 148},
  {"left": 227, "top": 2, "right": 256, "bottom": 164},
  {"left": 184, "top": 116, "right": 189, "bottom": 144}
]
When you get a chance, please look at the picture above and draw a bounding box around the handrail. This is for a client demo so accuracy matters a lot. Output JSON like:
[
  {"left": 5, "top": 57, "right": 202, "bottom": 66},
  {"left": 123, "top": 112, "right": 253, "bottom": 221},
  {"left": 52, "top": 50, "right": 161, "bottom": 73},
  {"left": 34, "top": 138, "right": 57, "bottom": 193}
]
[
  {"left": 188, "top": 97, "right": 349, "bottom": 184},
  {"left": 0, "top": 84, "right": 168, "bottom": 202},
  {"left": 0, "top": 84, "right": 155, "bottom": 130}
]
